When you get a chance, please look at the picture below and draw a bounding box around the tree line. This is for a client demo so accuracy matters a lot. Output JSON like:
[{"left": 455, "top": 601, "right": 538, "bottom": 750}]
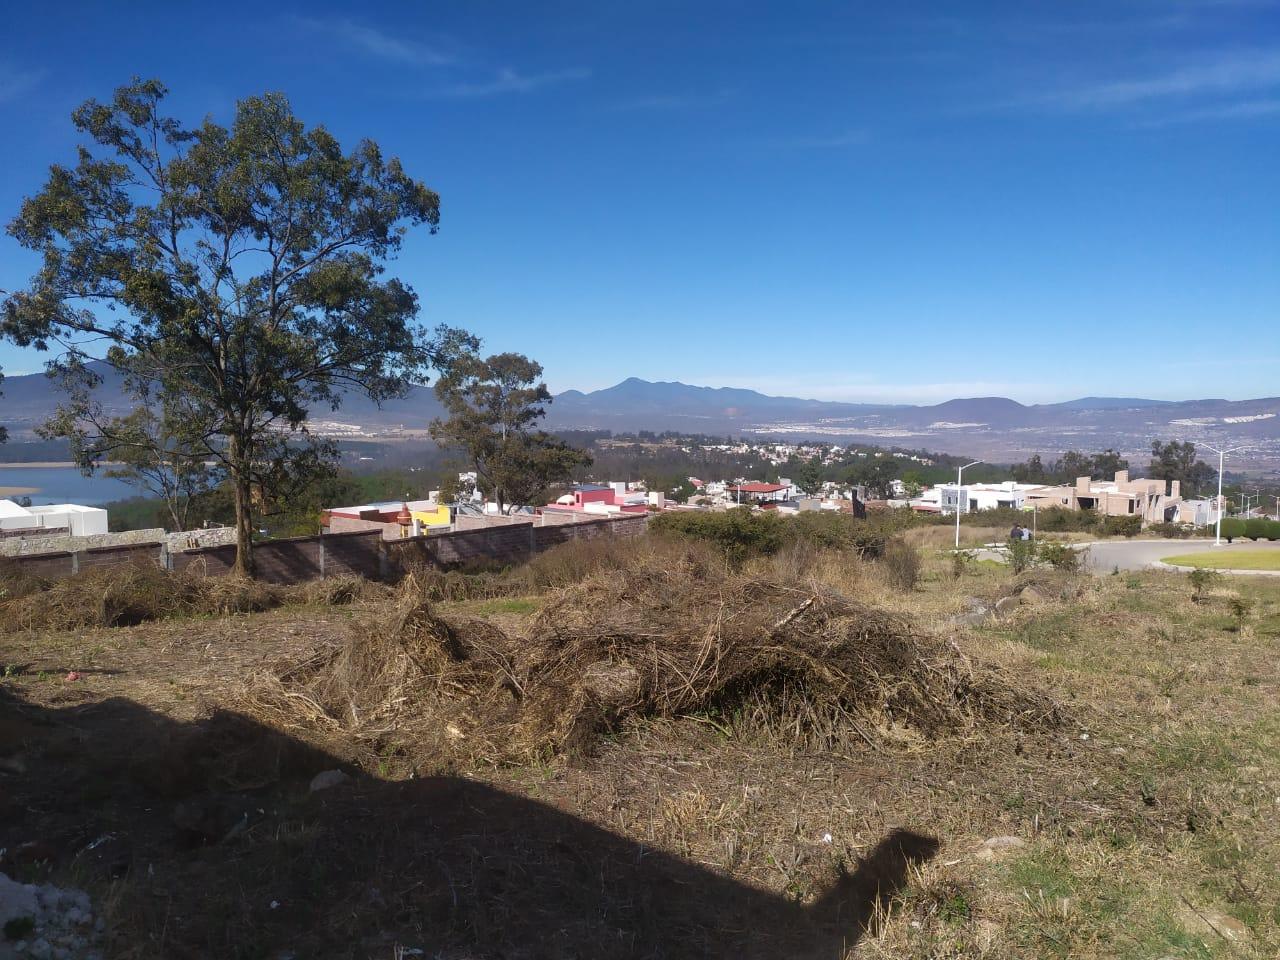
[{"left": 1010, "top": 441, "right": 1218, "bottom": 497}]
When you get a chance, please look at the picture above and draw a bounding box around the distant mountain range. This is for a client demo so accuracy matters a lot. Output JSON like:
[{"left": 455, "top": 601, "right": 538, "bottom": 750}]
[{"left": 3, "top": 365, "right": 1277, "bottom": 468}]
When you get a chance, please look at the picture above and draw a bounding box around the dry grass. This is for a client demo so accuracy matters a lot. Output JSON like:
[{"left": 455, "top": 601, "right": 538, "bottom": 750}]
[
  {"left": 0, "top": 563, "right": 390, "bottom": 633},
  {"left": 240, "top": 545, "right": 1058, "bottom": 768},
  {"left": 2, "top": 534, "right": 1277, "bottom": 958}
]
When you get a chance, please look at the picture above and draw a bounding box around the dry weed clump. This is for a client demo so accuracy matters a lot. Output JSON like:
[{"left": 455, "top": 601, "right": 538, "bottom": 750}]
[
  {"left": 0, "top": 558, "right": 47, "bottom": 603},
  {"left": 243, "top": 547, "right": 1060, "bottom": 767},
  {"left": 0, "top": 564, "right": 388, "bottom": 632}
]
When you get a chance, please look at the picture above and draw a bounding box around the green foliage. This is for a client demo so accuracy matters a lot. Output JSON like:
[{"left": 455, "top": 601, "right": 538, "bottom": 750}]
[
  {"left": 1244, "top": 517, "right": 1268, "bottom": 541},
  {"left": 45, "top": 395, "right": 222, "bottom": 532},
  {"left": 650, "top": 507, "right": 896, "bottom": 566},
  {"left": 1147, "top": 440, "right": 1215, "bottom": 497},
  {"left": 1101, "top": 515, "right": 1142, "bottom": 537},
  {"left": 1006, "top": 537, "right": 1038, "bottom": 573},
  {"left": 1219, "top": 517, "right": 1245, "bottom": 543},
  {"left": 795, "top": 455, "right": 825, "bottom": 495},
  {"left": 951, "top": 548, "right": 977, "bottom": 579},
  {"left": 651, "top": 508, "right": 785, "bottom": 564},
  {"left": 1146, "top": 521, "right": 1197, "bottom": 539},
  {"left": 2, "top": 79, "right": 448, "bottom": 575},
  {"left": 1037, "top": 540, "right": 1083, "bottom": 572},
  {"left": 430, "top": 346, "right": 592, "bottom": 513},
  {"left": 1011, "top": 449, "right": 1129, "bottom": 484},
  {"left": 1187, "top": 568, "right": 1221, "bottom": 604},
  {"left": 1228, "top": 595, "right": 1254, "bottom": 629}
]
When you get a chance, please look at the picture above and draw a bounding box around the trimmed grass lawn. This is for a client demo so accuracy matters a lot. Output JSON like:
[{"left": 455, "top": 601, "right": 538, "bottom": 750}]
[{"left": 1163, "top": 550, "right": 1280, "bottom": 570}]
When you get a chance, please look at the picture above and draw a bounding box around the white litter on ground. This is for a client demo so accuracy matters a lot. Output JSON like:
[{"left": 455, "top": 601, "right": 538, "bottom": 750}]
[{"left": 0, "top": 872, "right": 103, "bottom": 960}]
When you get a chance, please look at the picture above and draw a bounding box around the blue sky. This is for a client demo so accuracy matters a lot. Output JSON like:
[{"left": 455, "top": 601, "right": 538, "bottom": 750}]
[{"left": 1, "top": 0, "right": 1278, "bottom": 404}]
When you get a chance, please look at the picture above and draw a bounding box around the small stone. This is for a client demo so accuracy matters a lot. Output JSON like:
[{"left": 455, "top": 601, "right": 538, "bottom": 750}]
[
  {"left": 309, "top": 769, "right": 350, "bottom": 793},
  {"left": 994, "top": 595, "right": 1021, "bottom": 617},
  {"left": 1020, "top": 585, "right": 1047, "bottom": 604},
  {"left": 1180, "top": 907, "right": 1250, "bottom": 943},
  {"left": 974, "top": 835, "right": 1026, "bottom": 861}
]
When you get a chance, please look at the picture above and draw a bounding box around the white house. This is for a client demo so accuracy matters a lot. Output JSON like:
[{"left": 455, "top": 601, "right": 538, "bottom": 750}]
[
  {"left": 1174, "top": 498, "right": 1218, "bottom": 527},
  {"left": 0, "top": 500, "right": 109, "bottom": 537},
  {"left": 916, "top": 481, "right": 1045, "bottom": 515}
]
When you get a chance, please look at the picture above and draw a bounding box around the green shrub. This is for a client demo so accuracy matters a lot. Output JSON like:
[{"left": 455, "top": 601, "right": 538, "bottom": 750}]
[
  {"left": 1188, "top": 567, "right": 1221, "bottom": 604},
  {"left": 651, "top": 507, "right": 893, "bottom": 565},
  {"left": 950, "top": 548, "right": 976, "bottom": 579},
  {"left": 651, "top": 508, "right": 786, "bottom": 564},
  {"left": 1037, "top": 540, "right": 1084, "bottom": 572},
  {"left": 1101, "top": 515, "right": 1142, "bottom": 537},
  {"left": 1007, "top": 537, "right": 1037, "bottom": 573},
  {"left": 1244, "top": 518, "right": 1269, "bottom": 541},
  {"left": 1219, "top": 517, "right": 1245, "bottom": 543},
  {"left": 1147, "top": 521, "right": 1195, "bottom": 539},
  {"left": 1266, "top": 519, "right": 1280, "bottom": 541},
  {"left": 1034, "top": 507, "right": 1101, "bottom": 533}
]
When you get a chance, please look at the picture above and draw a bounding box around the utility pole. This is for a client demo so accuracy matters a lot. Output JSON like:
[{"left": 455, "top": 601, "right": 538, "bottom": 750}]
[
  {"left": 954, "top": 460, "right": 982, "bottom": 549},
  {"left": 1198, "top": 442, "right": 1246, "bottom": 547}
]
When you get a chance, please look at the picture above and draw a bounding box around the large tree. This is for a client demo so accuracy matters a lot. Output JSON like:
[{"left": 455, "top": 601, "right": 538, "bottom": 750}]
[
  {"left": 1, "top": 80, "right": 448, "bottom": 574},
  {"left": 430, "top": 346, "right": 591, "bottom": 514},
  {"left": 1148, "top": 440, "right": 1215, "bottom": 496}
]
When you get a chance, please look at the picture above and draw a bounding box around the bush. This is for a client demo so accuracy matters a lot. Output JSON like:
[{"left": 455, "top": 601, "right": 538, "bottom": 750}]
[
  {"left": 1188, "top": 568, "right": 1221, "bottom": 604},
  {"left": 1147, "top": 521, "right": 1196, "bottom": 539},
  {"left": 1101, "top": 515, "right": 1142, "bottom": 538},
  {"left": 1033, "top": 507, "right": 1100, "bottom": 533},
  {"left": 1037, "top": 540, "right": 1084, "bottom": 573},
  {"left": 950, "top": 548, "right": 976, "bottom": 579},
  {"left": 1006, "top": 537, "right": 1037, "bottom": 573},
  {"left": 1244, "top": 518, "right": 1269, "bottom": 541},
  {"left": 1266, "top": 520, "right": 1280, "bottom": 541},
  {"left": 650, "top": 507, "right": 893, "bottom": 565},
  {"left": 881, "top": 537, "right": 921, "bottom": 591},
  {"left": 1219, "top": 517, "right": 1245, "bottom": 543},
  {"left": 651, "top": 508, "right": 786, "bottom": 564}
]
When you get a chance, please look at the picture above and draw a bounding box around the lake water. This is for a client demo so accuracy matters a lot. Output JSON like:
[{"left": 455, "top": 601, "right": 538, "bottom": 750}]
[{"left": 0, "top": 465, "right": 140, "bottom": 505}]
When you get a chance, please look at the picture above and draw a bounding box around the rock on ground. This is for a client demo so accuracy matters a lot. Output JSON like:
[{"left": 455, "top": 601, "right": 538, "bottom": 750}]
[
  {"left": 0, "top": 871, "right": 103, "bottom": 960},
  {"left": 309, "top": 769, "right": 351, "bottom": 792},
  {"left": 974, "top": 835, "right": 1026, "bottom": 861}
]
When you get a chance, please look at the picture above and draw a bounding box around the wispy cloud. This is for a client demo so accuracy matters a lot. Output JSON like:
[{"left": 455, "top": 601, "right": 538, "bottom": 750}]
[
  {"left": 1034, "top": 48, "right": 1280, "bottom": 111},
  {"left": 609, "top": 89, "right": 733, "bottom": 112},
  {"left": 0, "top": 62, "right": 43, "bottom": 103},
  {"left": 292, "top": 16, "right": 456, "bottom": 66},
  {"left": 431, "top": 67, "right": 591, "bottom": 99},
  {"left": 1143, "top": 97, "right": 1280, "bottom": 125}
]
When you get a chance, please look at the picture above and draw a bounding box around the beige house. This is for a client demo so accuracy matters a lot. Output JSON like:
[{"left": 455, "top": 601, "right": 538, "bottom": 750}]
[{"left": 1023, "top": 470, "right": 1183, "bottom": 524}]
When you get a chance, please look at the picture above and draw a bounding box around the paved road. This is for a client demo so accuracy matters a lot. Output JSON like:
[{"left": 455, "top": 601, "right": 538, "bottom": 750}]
[{"left": 1083, "top": 538, "right": 1280, "bottom": 573}]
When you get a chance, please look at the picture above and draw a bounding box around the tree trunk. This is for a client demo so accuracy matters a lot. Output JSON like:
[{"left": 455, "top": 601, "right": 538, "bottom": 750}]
[
  {"left": 232, "top": 474, "right": 255, "bottom": 577},
  {"left": 228, "top": 435, "right": 255, "bottom": 578}
]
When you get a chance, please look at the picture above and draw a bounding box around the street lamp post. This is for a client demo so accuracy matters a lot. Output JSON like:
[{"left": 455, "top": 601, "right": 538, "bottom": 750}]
[
  {"left": 1199, "top": 442, "right": 1246, "bottom": 547},
  {"left": 954, "top": 460, "right": 983, "bottom": 549}
]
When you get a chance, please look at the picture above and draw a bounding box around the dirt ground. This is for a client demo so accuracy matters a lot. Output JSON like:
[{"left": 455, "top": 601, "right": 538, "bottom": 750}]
[{"left": 1, "top": 550, "right": 1277, "bottom": 959}]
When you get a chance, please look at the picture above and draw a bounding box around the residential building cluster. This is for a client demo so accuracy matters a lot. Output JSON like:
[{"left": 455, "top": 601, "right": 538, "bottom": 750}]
[{"left": 908, "top": 471, "right": 1217, "bottom": 526}]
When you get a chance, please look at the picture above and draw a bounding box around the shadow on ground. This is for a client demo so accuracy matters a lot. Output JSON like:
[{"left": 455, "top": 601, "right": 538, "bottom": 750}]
[{"left": 0, "top": 686, "right": 937, "bottom": 958}]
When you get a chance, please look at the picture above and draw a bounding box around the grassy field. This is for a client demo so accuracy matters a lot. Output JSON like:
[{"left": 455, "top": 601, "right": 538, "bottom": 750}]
[
  {"left": 1, "top": 539, "right": 1277, "bottom": 958},
  {"left": 1164, "top": 550, "right": 1280, "bottom": 570}
]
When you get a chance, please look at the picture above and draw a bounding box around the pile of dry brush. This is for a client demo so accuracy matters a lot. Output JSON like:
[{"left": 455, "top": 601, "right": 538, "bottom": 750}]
[
  {"left": 242, "top": 547, "right": 1061, "bottom": 767},
  {"left": 0, "top": 562, "right": 388, "bottom": 632}
]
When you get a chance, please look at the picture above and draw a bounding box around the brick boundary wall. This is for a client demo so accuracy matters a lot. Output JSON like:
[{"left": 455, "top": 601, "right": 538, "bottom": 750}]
[{"left": 2, "top": 513, "right": 649, "bottom": 585}]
